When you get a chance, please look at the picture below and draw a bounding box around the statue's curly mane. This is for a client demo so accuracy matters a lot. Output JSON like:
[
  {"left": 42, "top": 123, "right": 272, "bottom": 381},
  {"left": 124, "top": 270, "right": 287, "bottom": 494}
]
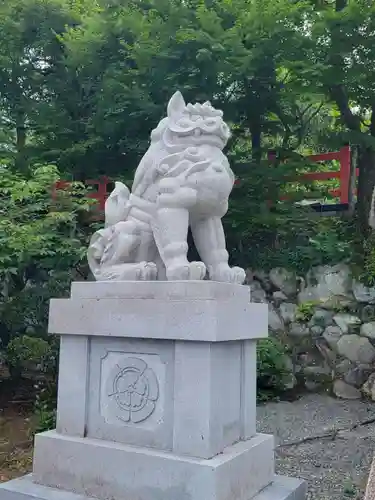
[{"left": 132, "top": 92, "right": 231, "bottom": 196}]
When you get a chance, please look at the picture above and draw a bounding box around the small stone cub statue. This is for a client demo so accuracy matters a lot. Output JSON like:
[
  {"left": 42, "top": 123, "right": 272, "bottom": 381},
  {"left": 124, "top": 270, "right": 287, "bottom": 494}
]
[{"left": 87, "top": 91, "right": 245, "bottom": 283}]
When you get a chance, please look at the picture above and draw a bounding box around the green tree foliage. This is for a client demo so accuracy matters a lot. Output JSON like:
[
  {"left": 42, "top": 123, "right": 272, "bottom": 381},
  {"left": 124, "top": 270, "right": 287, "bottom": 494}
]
[
  {"left": 58, "top": 0, "right": 315, "bottom": 173},
  {"left": 0, "top": 0, "right": 325, "bottom": 177},
  {"left": 0, "top": 163, "right": 91, "bottom": 362},
  {"left": 0, "top": 0, "right": 85, "bottom": 171},
  {"left": 256, "top": 338, "right": 291, "bottom": 401}
]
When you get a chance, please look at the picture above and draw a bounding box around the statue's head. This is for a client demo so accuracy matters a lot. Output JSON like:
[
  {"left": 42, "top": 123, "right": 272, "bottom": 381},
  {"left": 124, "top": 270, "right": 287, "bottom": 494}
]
[{"left": 151, "top": 91, "right": 231, "bottom": 150}]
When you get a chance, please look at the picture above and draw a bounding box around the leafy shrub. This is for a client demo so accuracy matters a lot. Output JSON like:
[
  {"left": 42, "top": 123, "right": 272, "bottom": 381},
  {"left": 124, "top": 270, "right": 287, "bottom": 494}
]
[
  {"left": 0, "top": 164, "right": 91, "bottom": 367},
  {"left": 0, "top": 163, "right": 92, "bottom": 429},
  {"left": 5, "top": 335, "right": 52, "bottom": 377},
  {"left": 296, "top": 301, "right": 318, "bottom": 322},
  {"left": 4, "top": 335, "right": 59, "bottom": 432},
  {"left": 257, "top": 338, "right": 290, "bottom": 401}
]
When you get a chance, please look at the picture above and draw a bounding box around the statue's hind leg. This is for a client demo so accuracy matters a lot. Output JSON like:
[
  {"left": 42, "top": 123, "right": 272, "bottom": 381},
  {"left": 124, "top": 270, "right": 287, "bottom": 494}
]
[{"left": 96, "top": 261, "right": 158, "bottom": 281}]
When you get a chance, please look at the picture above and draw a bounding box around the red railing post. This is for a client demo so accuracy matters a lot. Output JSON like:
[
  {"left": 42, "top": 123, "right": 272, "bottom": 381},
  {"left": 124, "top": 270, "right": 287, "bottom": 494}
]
[
  {"left": 52, "top": 180, "right": 70, "bottom": 201},
  {"left": 96, "top": 176, "right": 110, "bottom": 211},
  {"left": 267, "top": 150, "right": 277, "bottom": 163},
  {"left": 339, "top": 145, "right": 351, "bottom": 204},
  {"left": 85, "top": 176, "right": 111, "bottom": 211}
]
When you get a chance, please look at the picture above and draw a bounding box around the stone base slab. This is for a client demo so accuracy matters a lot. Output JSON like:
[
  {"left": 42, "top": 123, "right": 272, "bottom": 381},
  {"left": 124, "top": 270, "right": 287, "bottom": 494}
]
[
  {"left": 0, "top": 474, "right": 306, "bottom": 500},
  {"left": 30, "top": 431, "right": 275, "bottom": 500},
  {"left": 255, "top": 476, "right": 307, "bottom": 500}
]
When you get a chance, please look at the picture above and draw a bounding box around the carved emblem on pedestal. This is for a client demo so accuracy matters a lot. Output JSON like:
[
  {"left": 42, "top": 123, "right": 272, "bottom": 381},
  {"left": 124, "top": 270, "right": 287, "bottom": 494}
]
[{"left": 106, "top": 357, "right": 159, "bottom": 424}]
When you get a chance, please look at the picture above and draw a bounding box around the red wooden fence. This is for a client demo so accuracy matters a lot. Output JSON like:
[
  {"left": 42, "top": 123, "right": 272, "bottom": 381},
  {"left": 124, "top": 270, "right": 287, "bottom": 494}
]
[
  {"left": 266, "top": 145, "right": 355, "bottom": 204},
  {"left": 53, "top": 176, "right": 112, "bottom": 211},
  {"left": 53, "top": 146, "right": 356, "bottom": 211}
]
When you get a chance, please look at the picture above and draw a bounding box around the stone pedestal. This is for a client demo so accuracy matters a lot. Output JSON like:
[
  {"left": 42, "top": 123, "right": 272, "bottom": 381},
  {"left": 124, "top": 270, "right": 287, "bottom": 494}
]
[{"left": 0, "top": 281, "right": 306, "bottom": 500}]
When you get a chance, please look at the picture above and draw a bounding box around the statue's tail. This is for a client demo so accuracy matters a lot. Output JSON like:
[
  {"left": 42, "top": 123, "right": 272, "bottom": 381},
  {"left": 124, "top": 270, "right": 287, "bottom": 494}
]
[
  {"left": 87, "top": 182, "right": 130, "bottom": 279},
  {"left": 105, "top": 181, "right": 130, "bottom": 227}
]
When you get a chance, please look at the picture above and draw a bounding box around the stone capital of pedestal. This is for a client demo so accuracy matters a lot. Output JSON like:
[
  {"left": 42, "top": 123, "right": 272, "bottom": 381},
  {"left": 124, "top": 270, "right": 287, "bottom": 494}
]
[{"left": 48, "top": 280, "right": 267, "bottom": 342}]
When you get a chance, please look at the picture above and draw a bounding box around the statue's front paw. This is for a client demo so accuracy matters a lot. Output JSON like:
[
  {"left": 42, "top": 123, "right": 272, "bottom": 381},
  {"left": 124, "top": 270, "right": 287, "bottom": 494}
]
[
  {"left": 209, "top": 265, "right": 246, "bottom": 284},
  {"left": 167, "top": 261, "right": 206, "bottom": 281},
  {"left": 136, "top": 261, "right": 158, "bottom": 281}
]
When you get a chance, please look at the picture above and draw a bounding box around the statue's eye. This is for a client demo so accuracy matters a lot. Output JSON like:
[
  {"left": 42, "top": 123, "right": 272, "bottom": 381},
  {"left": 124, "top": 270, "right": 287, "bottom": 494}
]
[
  {"left": 205, "top": 118, "right": 216, "bottom": 126},
  {"left": 177, "top": 118, "right": 191, "bottom": 128}
]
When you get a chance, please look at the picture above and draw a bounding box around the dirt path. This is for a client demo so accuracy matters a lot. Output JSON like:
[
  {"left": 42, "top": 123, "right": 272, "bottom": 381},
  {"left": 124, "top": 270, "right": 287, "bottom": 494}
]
[
  {"left": 0, "top": 407, "right": 33, "bottom": 482},
  {"left": 0, "top": 378, "right": 34, "bottom": 483}
]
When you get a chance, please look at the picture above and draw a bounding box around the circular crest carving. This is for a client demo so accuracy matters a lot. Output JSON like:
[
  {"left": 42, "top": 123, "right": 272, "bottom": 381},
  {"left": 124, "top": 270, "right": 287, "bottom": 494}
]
[{"left": 107, "top": 357, "right": 159, "bottom": 424}]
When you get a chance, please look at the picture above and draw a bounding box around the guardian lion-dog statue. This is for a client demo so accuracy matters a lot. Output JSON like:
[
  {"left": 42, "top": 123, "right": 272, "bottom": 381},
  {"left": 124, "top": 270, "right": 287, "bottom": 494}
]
[{"left": 87, "top": 91, "right": 245, "bottom": 283}]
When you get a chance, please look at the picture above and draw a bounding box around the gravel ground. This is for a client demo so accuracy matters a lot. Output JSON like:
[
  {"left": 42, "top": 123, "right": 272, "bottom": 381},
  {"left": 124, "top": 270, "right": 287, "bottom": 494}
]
[{"left": 257, "top": 394, "right": 375, "bottom": 499}]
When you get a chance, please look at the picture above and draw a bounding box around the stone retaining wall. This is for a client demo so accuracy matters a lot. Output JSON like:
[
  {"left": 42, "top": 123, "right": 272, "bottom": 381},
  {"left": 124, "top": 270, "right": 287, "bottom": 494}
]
[{"left": 248, "top": 263, "right": 375, "bottom": 400}]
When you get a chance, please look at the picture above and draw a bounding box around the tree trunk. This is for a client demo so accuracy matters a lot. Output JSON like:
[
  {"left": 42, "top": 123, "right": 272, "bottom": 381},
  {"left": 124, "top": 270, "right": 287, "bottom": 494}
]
[
  {"left": 357, "top": 147, "right": 375, "bottom": 236},
  {"left": 357, "top": 106, "right": 375, "bottom": 234},
  {"left": 346, "top": 144, "right": 358, "bottom": 217},
  {"left": 14, "top": 111, "right": 27, "bottom": 172},
  {"left": 250, "top": 120, "right": 262, "bottom": 163},
  {"left": 336, "top": 0, "right": 347, "bottom": 11}
]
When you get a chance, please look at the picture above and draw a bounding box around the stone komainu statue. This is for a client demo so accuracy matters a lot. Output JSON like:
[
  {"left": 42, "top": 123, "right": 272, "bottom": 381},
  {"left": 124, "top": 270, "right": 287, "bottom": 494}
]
[{"left": 87, "top": 91, "right": 245, "bottom": 283}]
